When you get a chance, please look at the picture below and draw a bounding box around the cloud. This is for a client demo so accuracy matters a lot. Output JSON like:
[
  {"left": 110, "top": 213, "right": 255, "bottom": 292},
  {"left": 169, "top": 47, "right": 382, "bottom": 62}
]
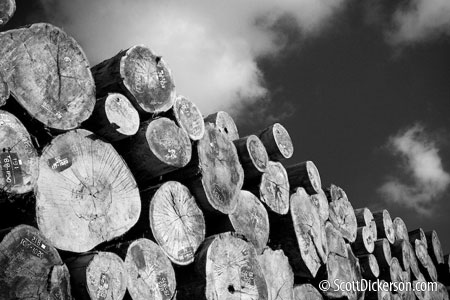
[
  {"left": 378, "top": 124, "right": 450, "bottom": 215},
  {"left": 388, "top": 0, "right": 450, "bottom": 45},
  {"left": 39, "top": 0, "right": 347, "bottom": 117}
]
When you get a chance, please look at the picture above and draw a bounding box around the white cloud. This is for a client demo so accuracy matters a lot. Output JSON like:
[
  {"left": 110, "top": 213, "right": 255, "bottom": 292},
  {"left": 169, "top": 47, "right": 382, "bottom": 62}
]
[
  {"left": 40, "top": 0, "right": 347, "bottom": 116},
  {"left": 388, "top": 0, "right": 450, "bottom": 45},
  {"left": 378, "top": 124, "right": 450, "bottom": 215}
]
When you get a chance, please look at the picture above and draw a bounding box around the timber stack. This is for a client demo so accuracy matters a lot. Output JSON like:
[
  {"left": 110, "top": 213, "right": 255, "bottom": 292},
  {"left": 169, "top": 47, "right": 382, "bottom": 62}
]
[{"left": 0, "top": 2, "right": 449, "bottom": 300}]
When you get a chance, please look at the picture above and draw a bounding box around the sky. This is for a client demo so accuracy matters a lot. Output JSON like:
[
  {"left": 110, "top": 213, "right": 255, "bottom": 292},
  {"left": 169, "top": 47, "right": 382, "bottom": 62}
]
[{"left": 3, "top": 0, "right": 450, "bottom": 252}]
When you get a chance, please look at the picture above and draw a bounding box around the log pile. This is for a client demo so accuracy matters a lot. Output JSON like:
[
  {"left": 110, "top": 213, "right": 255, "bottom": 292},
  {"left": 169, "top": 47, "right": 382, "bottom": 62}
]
[{"left": 0, "top": 9, "right": 449, "bottom": 300}]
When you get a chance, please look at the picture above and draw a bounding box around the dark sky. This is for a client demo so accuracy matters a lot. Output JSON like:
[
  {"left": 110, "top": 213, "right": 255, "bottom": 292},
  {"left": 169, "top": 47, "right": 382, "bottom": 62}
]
[{"left": 3, "top": 0, "right": 450, "bottom": 252}]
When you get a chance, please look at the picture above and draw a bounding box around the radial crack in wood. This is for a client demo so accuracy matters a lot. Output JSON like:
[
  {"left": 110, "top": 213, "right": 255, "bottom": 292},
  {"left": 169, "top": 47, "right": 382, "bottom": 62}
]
[{"left": 204, "top": 111, "right": 239, "bottom": 141}]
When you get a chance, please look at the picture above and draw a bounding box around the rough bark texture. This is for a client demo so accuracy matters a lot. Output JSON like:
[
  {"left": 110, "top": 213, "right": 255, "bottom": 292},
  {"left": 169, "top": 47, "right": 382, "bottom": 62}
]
[
  {"left": 229, "top": 190, "right": 270, "bottom": 255},
  {"left": 66, "top": 251, "right": 127, "bottom": 300},
  {"left": 310, "top": 189, "right": 329, "bottom": 224},
  {"left": 0, "top": 0, "right": 15, "bottom": 27},
  {"left": 258, "top": 248, "right": 294, "bottom": 300},
  {"left": 178, "top": 232, "right": 268, "bottom": 300},
  {"left": 391, "top": 239, "right": 411, "bottom": 272},
  {"left": 0, "top": 71, "right": 9, "bottom": 106},
  {"left": 91, "top": 45, "right": 176, "bottom": 114},
  {"left": 0, "top": 23, "right": 96, "bottom": 130},
  {"left": 233, "top": 135, "right": 268, "bottom": 181},
  {"left": 293, "top": 284, "right": 322, "bottom": 300},
  {"left": 257, "top": 123, "right": 293, "bottom": 161},
  {"left": 373, "top": 210, "right": 395, "bottom": 244},
  {"left": 425, "top": 230, "right": 444, "bottom": 265},
  {"left": 393, "top": 217, "right": 409, "bottom": 242},
  {"left": 373, "top": 239, "right": 392, "bottom": 269},
  {"left": 125, "top": 238, "right": 176, "bottom": 300},
  {"left": 83, "top": 93, "right": 140, "bottom": 142},
  {"left": 409, "top": 228, "right": 427, "bottom": 248},
  {"left": 172, "top": 95, "right": 205, "bottom": 141},
  {"left": 204, "top": 111, "right": 239, "bottom": 141},
  {"left": 326, "top": 184, "right": 358, "bottom": 242},
  {"left": 149, "top": 181, "right": 205, "bottom": 265},
  {"left": 35, "top": 129, "right": 141, "bottom": 252},
  {"left": 0, "top": 110, "right": 39, "bottom": 195},
  {"left": 286, "top": 161, "right": 321, "bottom": 195},
  {"left": 414, "top": 239, "right": 438, "bottom": 282},
  {"left": 0, "top": 225, "right": 72, "bottom": 300},
  {"left": 359, "top": 254, "right": 380, "bottom": 280},
  {"left": 352, "top": 226, "right": 375, "bottom": 255}
]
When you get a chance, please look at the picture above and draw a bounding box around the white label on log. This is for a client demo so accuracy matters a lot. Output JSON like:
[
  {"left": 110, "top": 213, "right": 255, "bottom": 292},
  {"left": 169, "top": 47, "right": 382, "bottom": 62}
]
[
  {"left": 97, "top": 273, "right": 110, "bottom": 300},
  {"left": 48, "top": 154, "right": 72, "bottom": 172},
  {"left": 156, "top": 274, "right": 172, "bottom": 300},
  {"left": 240, "top": 265, "right": 255, "bottom": 286},
  {"left": 1, "top": 152, "right": 23, "bottom": 187},
  {"left": 19, "top": 235, "right": 48, "bottom": 259},
  {"left": 177, "top": 247, "right": 194, "bottom": 262}
]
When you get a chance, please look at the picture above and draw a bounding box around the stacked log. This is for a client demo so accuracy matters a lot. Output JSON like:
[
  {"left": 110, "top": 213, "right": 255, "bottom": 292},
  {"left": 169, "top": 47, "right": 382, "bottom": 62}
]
[
  {"left": 257, "top": 123, "right": 293, "bottom": 161},
  {"left": 0, "top": 71, "right": 9, "bottom": 106},
  {"left": 234, "top": 135, "right": 269, "bottom": 181},
  {"left": 286, "top": 161, "right": 322, "bottom": 195},
  {"left": 373, "top": 210, "right": 395, "bottom": 244},
  {"left": 0, "top": 0, "right": 15, "bottom": 27},
  {"left": 326, "top": 184, "right": 357, "bottom": 243},
  {"left": 204, "top": 111, "right": 239, "bottom": 141},
  {"left": 169, "top": 95, "right": 205, "bottom": 141}
]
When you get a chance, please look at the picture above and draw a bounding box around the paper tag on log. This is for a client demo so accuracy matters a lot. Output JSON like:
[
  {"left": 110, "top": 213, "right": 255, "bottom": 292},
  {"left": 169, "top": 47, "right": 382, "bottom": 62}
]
[
  {"left": 177, "top": 247, "right": 194, "bottom": 262},
  {"left": 240, "top": 265, "right": 255, "bottom": 286},
  {"left": 48, "top": 153, "right": 72, "bottom": 172},
  {"left": 1, "top": 152, "right": 23, "bottom": 188},
  {"left": 156, "top": 273, "right": 172, "bottom": 300},
  {"left": 97, "top": 273, "right": 110, "bottom": 300}
]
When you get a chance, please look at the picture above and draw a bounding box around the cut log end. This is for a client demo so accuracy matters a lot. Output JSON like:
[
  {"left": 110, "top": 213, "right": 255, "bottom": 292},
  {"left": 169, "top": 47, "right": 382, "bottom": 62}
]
[
  {"left": 0, "top": 0, "right": 16, "bottom": 27},
  {"left": 149, "top": 181, "right": 205, "bottom": 265},
  {"left": 204, "top": 111, "right": 239, "bottom": 141},
  {"left": 229, "top": 190, "right": 270, "bottom": 254},
  {"left": 125, "top": 238, "right": 176, "bottom": 300},
  {"left": 311, "top": 189, "right": 329, "bottom": 224},
  {"left": 353, "top": 226, "right": 375, "bottom": 255},
  {"left": 0, "top": 110, "right": 39, "bottom": 195},
  {"left": 293, "top": 284, "right": 323, "bottom": 300},
  {"left": 36, "top": 129, "right": 141, "bottom": 252},
  {"left": 233, "top": 134, "right": 269, "bottom": 175},
  {"left": 48, "top": 264, "right": 72, "bottom": 300},
  {"left": 0, "top": 23, "right": 96, "bottom": 130},
  {"left": 373, "top": 238, "right": 392, "bottom": 269},
  {"left": 409, "top": 228, "right": 427, "bottom": 248},
  {"left": 373, "top": 210, "right": 395, "bottom": 244},
  {"left": 327, "top": 184, "right": 357, "bottom": 242},
  {"left": 425, "top": 230, "right": 444, "bottom": 265},
  {"left": 393, "top": 217, "right": 409, "bottom": 242},
  {"left": 286, "top": 161, "right": 322, "bottom": 195},
  {"left": 260, "top": 161, "right": 290, "bottom": 215},
  {"left": 0, "top": 73, "right": 9, "bottom": 106},
  {"left": 258, "top": 123, "right": 293, "bottom": 161},
  {"left": 359, "top": 254, "right": 380, "bottom": 280},
  {"left": 173, "top": 95, "right": 205, "bottom": 140}
]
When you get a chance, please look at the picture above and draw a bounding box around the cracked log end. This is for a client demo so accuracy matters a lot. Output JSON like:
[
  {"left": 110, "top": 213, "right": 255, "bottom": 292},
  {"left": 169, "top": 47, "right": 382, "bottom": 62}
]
[
  {"left": 229, "top": 190, "right": 270, "bottom": 255},
  {"left": 125, "top": 238, "right": 176, "bottom": 300},
  {"left": 425, "top": 230, "right": 444, "bottom": 265},
  {"left": 173, "top": 95, "right": 205, "bottom": 141},
  {"left": 373, "top": 209, "right": 395, "bottom": 244},
  {"left": 258, "top": 248, "right": 294, "bottom": 300},
  {"left": 0, "top": 23, "right": 96, "bottom": 130},
  {"left": 327, "top": 184, "right": 357, "bottom": 243},
  {"left": 35, "top": 129, "right": 141, "bottom": 252},
  {"left": 0, "top": 225, "right": 71, "bottom": 300},
  {"left": 0, "top": 0, "right": 15, "bottom": 27},
  {"left": 286, "top": 161, "right": 322, "bottom": 195},
  {"left": 0, "top": 110, "right": 39, "bottom": 195},
  {"left": 149, "top": 181, "right": 205, "bottom": 265},
  {"left": 293, "top": 284, "right": 322, "bottom": 300},
  {"left": 234, "top": 135, "right": 269, "bottom": 180},
  {"left": 259, "top": 161, "right": 290, "bottom": 215},
  {"left": 257, "top": 123, "right": 293, "bottom": 161},
  {"left": 204, "top": 111, "right": 239, "bottom": 141}
]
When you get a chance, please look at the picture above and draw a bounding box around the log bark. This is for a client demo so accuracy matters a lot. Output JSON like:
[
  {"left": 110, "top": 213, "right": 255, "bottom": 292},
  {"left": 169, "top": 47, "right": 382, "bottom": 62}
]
[
  {"left": 293, "top": 284, "right": 322, "bottom": 300},
  {"left": 35, "top": 129, "right": 141, "bottom": 252},
  {"left": 0, "top": 110, "right": 39, "bottom": 195},
  {"left": 82, "top": 93, "right": 140, "bottom": 142},
  {"left": 326, "top": 184, "right": 358, "bottom": 242},
  {"left": 0, "top": 0, "right": 15, "bottom": 27},
  {"left": 0, "top": 225, "right": 72, "bottom": 300},
  {"left": 425, "top": 230, "right": 444, "bottom": 265},
  {"left": 229, "top": 190, "right": 270, "bottom": 255},
  {"left": 66, "top": 251, "right": 127, "bottom": 300},
  {"left": 269, "top": 187, "right": 327, "bottom": 278},
  {"left": 409, "top": 228, "right": 427, "bottom": 248},
  {"left": 117, "top": 117, "right": 191, "bottom": 183},
  {"left": 0, "top": 71, "right": 9, "bottom": 106},
  {"left": 373, "top": 239, "right": 392, "bottom": 269},
  {"left": 204, "top": 111, "right": 239, "bottom": 141},
  {"left": 391, "top": 240, "right": 411, "bottom": 272},
  {"left": 359, "top": 254, "right": 380, "bottom": 280},
  {"left": 393, "top": 217, "right": 409, "bottom": 242},
  {"left": 148, "top": 181, "right": 205, "bottom": 265},
  {"left": 414, "top": 239, "right": 438, "bottom": 282},
  {"left": 0, "top": 23, "right": 96, "bottom": 130},
  {"left": 233, "top": 135, "right": 269, "bottom": 181},
  {"left": 258, "top": 248, "right": 294, "bottom": 300},
  {"left": 310, "top": 189, "right": 329, "bottom": 224},
  {"left": 257, "top": 123, "right": 293, "bottom": 161},
  {"left": 285, "top": 161, "right": 321, "bottom": 195},
  {"left": 178, "top": 232, "right": 268, "bottom": 300},
  {"left": 91, "top": 45, "right": 176, "bottom": 115},
  {"left": 171, "top": 95, "right": 205, "bottom": 141},
  {"left": 325, "top": 221, "right": 347, "bottom": 257},
  {"left": 437, "top": 254, "right": 450, "bottom": 285},
  {"left": 352, "top": 226, "right": 375, "bottom": 255},
  {"left": 373, "top": 210, "right": 395, "bottom": 244},
  {"left": 162, "top": 123, "right": 244, "bottom": 214},
  {"left": 354, "top": 207, "right": 378, "bottom": 240},
  {"left": 124, "top": 238, "right": 177, "bottom": 300}
]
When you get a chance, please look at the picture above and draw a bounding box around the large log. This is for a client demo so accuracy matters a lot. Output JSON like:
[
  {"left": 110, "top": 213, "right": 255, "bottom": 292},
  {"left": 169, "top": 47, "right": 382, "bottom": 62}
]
[
  {"left": 0, "top": 72, "right": 9, "bottom": 106},
  {"left": 148, "top": 181, "right": 205, "bottom": 265},
  {"left": 82, "top": 93, "right": 140, "bottom": 142},
  {"left": 257, "top": 123, "right": 293, "bottom": 161},
  {"left": 118, "top": 117, "right": 191, "bottom": 183},
  {"left": 354, "top": 207, "right": 378, "bottom": 240},
  {"left": 425, "top": 230, "right": 444, "bottom": 265},
  {"left": 352, "top": 226, "right": 375, "bottom": 255},
  {"left": 409, "top": 228, "right": 427, "bottom": 248},
  {"left": 162, "top": 123, "right": 244, "bottom": 214},
  {"left": 347, "top": 244, "right": 365, "bottom": 300},
  {"left": 326, "top": 184, "right": 357, "bottom": 242},
  {"left": 380, "top": 256, "right": 403, "bottom": 284},
  {"left": 0, "top": 0, "right": 15, "bottom": 27},
  {"left": 35, "top": 129, "right": 141, "bottom": 252},
  {"left": 269, "top": 187, "right": 327, "bottom": 278},
  {"left": 405, "top": 240, "right": 421, "bottom": 280},
  {"left": 415, "top": 239, "right": 438, "bottom": 282},
  {"left": 391, "top": 239, "right": 411, "bottom": 272},
  {"left": 310, "top": 189, "right": 329, "bottom": 224},
  {"left": 229, "top": 190, "right": 270, "bottom": 255},
  {"left": 0, "top": 225, "right": 72, "bottom": 300},
  {"left": 373, "top": 238, "right": 392, "bottom": 269},
  {"left": 286, "top": 161, "right": 321, "bottom": 195},
  {"left": 168, "top": 95, "right": 205, "bottom": 141},
  {"left": 359, "top": 254, "right": 380, "bottom": 280},
  {"left": 0, "top": 23, "right": 96, "bottom": 130},
  {"left": 204, "top": 111, "right": 239, "bottom": 141},
  {"left": 258, "top": 248, "right": 294, "bottom": 300},
  {"left": 325, "top": 221, "right": 347, "bottom": 257},
  {"left": 319, "top": 252, "right": 351, "bottom": 299},
  {"left": 437, "top": 254, "right": 450, "bottom": 285},
  {"left": 0, "top": 110, "right": 39, "bottom": 195},
  {"left": 373, "top": 210, "right": 395, "bottom": 244},
  {"left": 293, "top": 284, "right": 323, "bottom": 300},
  {"left": 91, "top": 45, "right": 175, "bottom": 115},
  {"left": 124, "top": 238, "right": 177, "bottom": 300},
  {"left": 66, "top": 251, "right": 127, "bottom": 300},
  {"left": 233, "top": 135, "right": 268, "bottom": 181},
  {"left": 178, "top": 232, "right": 268, "bottom": 300}
]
